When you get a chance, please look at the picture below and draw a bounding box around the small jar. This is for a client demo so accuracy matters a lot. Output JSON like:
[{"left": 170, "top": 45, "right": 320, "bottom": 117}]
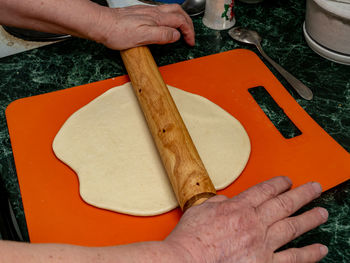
[
  {"left": 154, "top": 0, "right": 185, "bottom": 3},
  {"left": 203, "top": 0, "right": 236, "bottom": 30}
]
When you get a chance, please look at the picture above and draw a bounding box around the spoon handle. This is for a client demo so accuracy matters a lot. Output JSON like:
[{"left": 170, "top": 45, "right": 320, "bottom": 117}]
[{"left": 256, "top": 43, "right": 313, "bottom": 100}]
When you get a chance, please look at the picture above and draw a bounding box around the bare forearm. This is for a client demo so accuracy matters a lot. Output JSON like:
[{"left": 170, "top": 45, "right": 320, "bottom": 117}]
[
  {"left": 0, "top": 0, "right": 108, "bottom": 41},
  {"left": 0, "top": 0, "right": 195, "bottom": 49},
  {"left": 0, "top": 240, "right": 192, "bottom": 263},
  {"left": 0, "top": 178, "right": 329, "bottom": 263}
]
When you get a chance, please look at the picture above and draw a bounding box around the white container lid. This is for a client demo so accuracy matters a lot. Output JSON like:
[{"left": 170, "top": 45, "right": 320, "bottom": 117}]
[
  {"left": 314, "top": 0, "right": 350, "bottom": 19},
  {"left": 330, "top": 0, "right": 350, "bottom": 4}
]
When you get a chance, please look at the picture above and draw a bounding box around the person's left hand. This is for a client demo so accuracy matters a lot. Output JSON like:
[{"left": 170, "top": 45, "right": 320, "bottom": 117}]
[{"left": 91, "top": 4, "right": 195, "bottom": 50}]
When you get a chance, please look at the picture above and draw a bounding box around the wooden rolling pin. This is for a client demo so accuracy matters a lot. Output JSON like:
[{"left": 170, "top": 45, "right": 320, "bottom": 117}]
[{"left": 120, "top": 46, "right": 216, "bottom": 212}]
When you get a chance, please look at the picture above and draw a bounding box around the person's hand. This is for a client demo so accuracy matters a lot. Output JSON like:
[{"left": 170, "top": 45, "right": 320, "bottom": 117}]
[
  {"left": 92, "top": 4, "right": 195, "bottom": 50},
  {"left": 165, "top": 176, "right": 329, "bottom": 263}
]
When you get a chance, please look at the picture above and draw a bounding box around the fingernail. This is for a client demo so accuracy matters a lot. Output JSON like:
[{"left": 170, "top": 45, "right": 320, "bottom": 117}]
[
  {"left": 283, "top": 176, "right": 292, "bottom": 184},
  {"left": 172, "top": 31, "right": 180, "bottom": 40},
  {"left": 318, "top": 207, "right": 329, "bottom": 220},
  {"left": 312, "top": 182, "right": 322, "bottom": 194},
  {"left": 320, "top": 245, "right": 328, "bottom": 256}
]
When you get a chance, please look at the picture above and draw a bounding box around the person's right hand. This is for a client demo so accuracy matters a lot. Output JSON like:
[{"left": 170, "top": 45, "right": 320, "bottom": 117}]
[
  {"left": 165, "top": 176, "right": 329, "bottom": 263},
  {"left": 92, "top": 4, "right": 195, "bottom": 50}
]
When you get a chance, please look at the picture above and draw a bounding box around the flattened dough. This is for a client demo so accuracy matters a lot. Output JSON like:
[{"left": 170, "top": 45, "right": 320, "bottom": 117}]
[{"left": 53, "top": 83, "right": 250, "bottom": 216}]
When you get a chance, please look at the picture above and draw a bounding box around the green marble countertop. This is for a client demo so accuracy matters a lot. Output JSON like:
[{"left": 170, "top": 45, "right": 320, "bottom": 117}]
[{"left": 0, "top": 0, "right": 349, "bottom": 261}]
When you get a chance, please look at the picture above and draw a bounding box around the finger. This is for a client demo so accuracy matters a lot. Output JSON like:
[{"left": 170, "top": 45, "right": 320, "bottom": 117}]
[
  {"left": 136, "top": 26, "right": 181, "bottom": 45},
  {"left": 267, "top": 207, "right": 328, "bottom": 250},
  {"left": 140, "top": 5, "right": 194, "bottom": 46},
  {"left": 158, "top": 3, "right": 185, "bottom": 13},
  {"left": 273, "top": 244, "right": 328, "bottom": 263},
  {"left": 119, "top": 4, "right": 193, "bottom": 30},
  {"left": 128, "top": 5, "right": 194, "bottom": 38},
  {"left": 155, "top": 12, "right": 195, "bottom": 46},
  {"left": 233, "top": 176, "right": 292, "bottom": 207},
  {"left": 158, "top": 4, "right": 194, "bottom": 30},
  {"left": 118, "top": 5, "right": 195, "bottom": 46},
  {"left": 257, "top": 182, "right": 322, "bottom": 225}
]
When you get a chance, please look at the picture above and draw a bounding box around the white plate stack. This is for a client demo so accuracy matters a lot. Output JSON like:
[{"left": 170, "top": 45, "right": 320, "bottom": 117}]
[{"left": 304, "top": 0, "right": 350, "bottom": 65}]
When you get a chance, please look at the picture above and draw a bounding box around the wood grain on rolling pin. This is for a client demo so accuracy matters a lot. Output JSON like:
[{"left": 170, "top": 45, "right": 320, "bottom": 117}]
[{"left": 120, "top": 46, "right": 216, "bottom": 211}]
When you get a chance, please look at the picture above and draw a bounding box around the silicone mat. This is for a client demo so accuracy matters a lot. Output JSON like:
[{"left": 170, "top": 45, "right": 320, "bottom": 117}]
[{"left": 6, "top": 49, "right": 350, "bottom": 246}]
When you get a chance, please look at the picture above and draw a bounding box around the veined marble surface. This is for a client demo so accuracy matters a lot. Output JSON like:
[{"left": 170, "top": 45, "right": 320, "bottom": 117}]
[{"left": 0, "top": 0, "right": 349, "bottom": 261}]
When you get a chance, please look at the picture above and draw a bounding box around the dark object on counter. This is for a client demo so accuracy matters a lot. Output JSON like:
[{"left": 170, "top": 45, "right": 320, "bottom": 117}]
[
  {"left": 0, "top": 178, "right": 23, "bottom": 241},
  {"left": 2, "top": 26, "right": 71, "bottom": 42},
  {"left": 139, "top": 0, "right": 204, "bottom": 16}
]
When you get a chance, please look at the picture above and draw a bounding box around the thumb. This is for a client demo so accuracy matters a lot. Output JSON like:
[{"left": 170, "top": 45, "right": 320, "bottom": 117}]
[{"left": 139, "top": 26, "right": 181, "bottom": 45}]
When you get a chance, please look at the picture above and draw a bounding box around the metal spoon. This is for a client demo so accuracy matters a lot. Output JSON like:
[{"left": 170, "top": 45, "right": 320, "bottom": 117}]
[{"left": 228, "top": 27, "right": 313, "bottom": 100}]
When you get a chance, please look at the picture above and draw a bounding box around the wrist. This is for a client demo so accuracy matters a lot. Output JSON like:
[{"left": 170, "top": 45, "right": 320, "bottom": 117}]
[
  {"left": 96, "top": 240, "right": 195, "bottom": 263},
  {"left": 161, "top": 240, "right": 195, "bottom": 263},
  {"left": 165, "top": 229, "right": 211, "bottom": 263},
  {"left": 84, "top": 5, "right": 117, "bottom": 46}
]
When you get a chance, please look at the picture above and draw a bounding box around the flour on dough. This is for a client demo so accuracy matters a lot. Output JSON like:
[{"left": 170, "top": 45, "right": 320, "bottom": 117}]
[{"left": 53, "top": 82, "right": 250, "bottom": 216}]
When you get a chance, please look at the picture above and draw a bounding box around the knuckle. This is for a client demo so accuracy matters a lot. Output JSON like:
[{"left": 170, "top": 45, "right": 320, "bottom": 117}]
[
  {"left": 153, "top": 14, "right": 162, "bottom": 25},
  {"left": 286, "top": 248, "right": 299, "bottom": 263},
  {"left": 173, "top": 13, "right": 186, "bottom": 26},
  {"left": 257, "top": 182, "right": 277, "bottom": 199},
  {"left": 157, "top": 30, "right": 173, "bottom": 42},
  {"left": 285, "top": 219, "right": 299, "bottom": 239},
  {"left": 275, "top": 195, "right": 294, "bottom": 214},
  {"left": 159, "top": 3, "right": 181, "bottom": 13},
  {"left": 168, "top": 3, "right": 181, "bottom": 11},
  {"left": 215, "top": 201, "right": 234, "bottom": 216},
  {"left": 172, "top": 3, "right": 182, "bottom": 10},
  {"left": 179, "top": 16, "right": 187, "bottom": 25},
  {"left": 155, "top": 5, "right": 163, "bottom": 11}
]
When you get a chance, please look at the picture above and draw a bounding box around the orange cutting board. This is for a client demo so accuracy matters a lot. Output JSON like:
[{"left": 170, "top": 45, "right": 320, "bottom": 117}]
[{"left": 6, "top": 49, "right": 350, "bottom": 246}]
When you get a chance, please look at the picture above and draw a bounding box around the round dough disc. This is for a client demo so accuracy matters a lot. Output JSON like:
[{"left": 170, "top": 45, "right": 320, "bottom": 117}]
[{"left": 53, "top": 83, "right": 251, "bottom": 216}]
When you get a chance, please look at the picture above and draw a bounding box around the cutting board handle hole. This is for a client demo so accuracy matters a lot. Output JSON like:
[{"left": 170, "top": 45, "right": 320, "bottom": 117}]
[{"left": 249, "top": 86, "right": 302, "bottom": 139}]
